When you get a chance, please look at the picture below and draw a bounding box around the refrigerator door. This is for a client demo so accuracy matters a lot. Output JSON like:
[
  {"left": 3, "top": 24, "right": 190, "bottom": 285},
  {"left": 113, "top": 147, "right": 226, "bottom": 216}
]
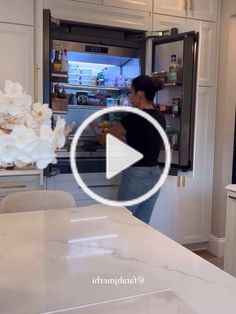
[{"left": 152, "top": 32, "right": 198, "bottom": 170}]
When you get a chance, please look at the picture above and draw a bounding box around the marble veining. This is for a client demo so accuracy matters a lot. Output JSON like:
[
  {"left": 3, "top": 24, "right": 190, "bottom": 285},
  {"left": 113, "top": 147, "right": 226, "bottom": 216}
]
[{"left": 1, "top": 204, "right": 236, "bottom": 314}]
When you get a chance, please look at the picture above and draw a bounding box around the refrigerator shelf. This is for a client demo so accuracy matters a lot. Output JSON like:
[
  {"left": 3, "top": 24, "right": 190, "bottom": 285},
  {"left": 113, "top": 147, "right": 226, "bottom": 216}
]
[
  {"left": 52, "top": 110, "right": 68, "bottom": 114},
  {"left": 52, "top": 82, "right": 129, "bottom": 92},
  {"left": 164, "top": 82, "right": 182, "bottom": 87},
  {"left": 164, "top": 113, "right": 181, "bottom": 118},
  {"left": 68, "top": 104, "right": 106, "bottom": 110}
]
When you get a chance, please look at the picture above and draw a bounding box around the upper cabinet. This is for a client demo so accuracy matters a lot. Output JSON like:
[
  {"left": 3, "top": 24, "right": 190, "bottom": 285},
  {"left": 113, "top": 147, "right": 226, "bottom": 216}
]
[
  {"left": 0, "top": 22, "right": 34, "bottom": 95},
  {"left": 103, "top": 0, "right": 152, "bottom": 12},
  {"left": 154, "top": 0, "right": 219, "bottom": 22},
  {"left": 0, "top": 0, "right": 34, "bottom": 25},
  {"left": 154, "top": 0, "right": 187, "bottom": 18},
  {"left": 44, "top": 0, "right": 152, "bottom": 31},
  {"left": 198, "top": 21, "right": 217, "bottom": 86},
  {"left": 187, "top": 0, "right": 218, "bottom": 22},
  {"left": 70, "top": 0, "right": 102, "bottom": 3}
]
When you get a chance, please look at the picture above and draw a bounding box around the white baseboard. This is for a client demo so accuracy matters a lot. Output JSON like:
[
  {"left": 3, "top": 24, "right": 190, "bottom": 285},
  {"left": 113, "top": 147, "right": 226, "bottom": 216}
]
[{"left": 207, "top": 234, "right": 225, "bottom": 257}]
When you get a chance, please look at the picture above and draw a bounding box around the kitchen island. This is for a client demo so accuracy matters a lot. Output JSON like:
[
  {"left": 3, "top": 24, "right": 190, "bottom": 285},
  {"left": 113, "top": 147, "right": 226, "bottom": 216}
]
[{"left": 0, "top": 205, "right": 236, "bottom": 313}]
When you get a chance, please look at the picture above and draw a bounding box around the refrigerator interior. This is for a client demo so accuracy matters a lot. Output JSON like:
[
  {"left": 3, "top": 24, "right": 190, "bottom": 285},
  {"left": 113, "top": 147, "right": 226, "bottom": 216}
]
[{"left": 51, "top": 40, "right": 141, "bottom": 155}]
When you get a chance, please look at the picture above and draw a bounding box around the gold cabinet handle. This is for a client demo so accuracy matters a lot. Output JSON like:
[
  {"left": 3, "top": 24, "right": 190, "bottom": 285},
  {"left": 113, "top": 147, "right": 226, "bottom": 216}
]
[
  {"left": 177, "top": 176, "right": 181, "bottom": 187},
  {"left": 0, "top": 184, "right": 26, "bottom": 189},
  {"left": 182, "top": 176, "right": 186, "bottom": 188},
  {"left": 34, "top": 64, "right": 40, "bottom": 102}
]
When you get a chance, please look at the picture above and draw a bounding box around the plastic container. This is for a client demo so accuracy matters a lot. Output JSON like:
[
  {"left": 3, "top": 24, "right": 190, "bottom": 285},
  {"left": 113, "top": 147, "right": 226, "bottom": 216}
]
[{"left": 106, "top": 98, "right": 119, "bottom": 106}]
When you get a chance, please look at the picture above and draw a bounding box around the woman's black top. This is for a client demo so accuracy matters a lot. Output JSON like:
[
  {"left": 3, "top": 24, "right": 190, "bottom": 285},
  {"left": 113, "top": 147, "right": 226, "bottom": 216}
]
[{"left": 120, "top": 109, "right": 166, "bottom": 167}]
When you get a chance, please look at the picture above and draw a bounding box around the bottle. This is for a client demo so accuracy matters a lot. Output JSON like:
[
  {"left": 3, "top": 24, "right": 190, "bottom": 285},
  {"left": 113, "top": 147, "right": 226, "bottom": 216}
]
[
  {"left": 61, "top": 49, "right": 68, "bottom": 72},
  {"left": 103, "top": 67, "right": 109, "bottom": 86},
  {"left": 168, "top": 54, "right": 177, "bottom": 83},
  {"left": 53, "top": 48, "right": 62, "bottom": 72},
  {"left": 60, "top": 88, "right": 67, "bottom": 99},
  {"left": 53, "top": 84, "right": 60, "bottom": 98}
]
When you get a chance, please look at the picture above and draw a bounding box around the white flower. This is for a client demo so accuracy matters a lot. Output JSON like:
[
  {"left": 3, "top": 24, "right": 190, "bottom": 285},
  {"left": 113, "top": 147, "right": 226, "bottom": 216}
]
[
  {"left": 24, "top": 137, "right": 56, "bottom": 169},
  {"left": 0, "top": 81, "right": 65, "bottom": 169},
  {"left": 0, "top": 135, "right": 19, "bottom": 163},
  {"left": 0, "top": 81, "right": 31, "bottom": 115},
  {"left": 52, "top": 117, "right": 66, "bottom": 149},
  {"left": 11, "top": 125, "right": 35, "bottom": 147},
  {"left": 31, "top": 103, "right": 52, "bottom": 126}
]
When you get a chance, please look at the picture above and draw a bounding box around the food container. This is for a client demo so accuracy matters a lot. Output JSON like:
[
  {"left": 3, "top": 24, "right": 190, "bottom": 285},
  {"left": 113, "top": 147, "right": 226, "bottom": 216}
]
[
  {"left": 52, "top": 98, "right": 68, "bottom": 112},
  {"left": 152, "top": 71, "right": 168, "bottom": 83},
  {"left": 106, "top": 98, "right": 119, "bottom": 106},
  {"left": 76, "top": 91, "right": 88, "bottom": 105}
]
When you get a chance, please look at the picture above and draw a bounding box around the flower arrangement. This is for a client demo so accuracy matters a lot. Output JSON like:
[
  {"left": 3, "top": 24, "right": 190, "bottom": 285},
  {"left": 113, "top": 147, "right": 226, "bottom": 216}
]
[{"left": 0, "top": 81, "right": 65, "bottom": 169}]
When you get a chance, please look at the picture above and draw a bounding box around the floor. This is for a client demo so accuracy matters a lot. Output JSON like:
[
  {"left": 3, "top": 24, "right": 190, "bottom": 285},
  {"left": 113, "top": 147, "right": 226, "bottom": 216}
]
[{"left": 194, "top": 250, "right": 224, "bottom": 270}]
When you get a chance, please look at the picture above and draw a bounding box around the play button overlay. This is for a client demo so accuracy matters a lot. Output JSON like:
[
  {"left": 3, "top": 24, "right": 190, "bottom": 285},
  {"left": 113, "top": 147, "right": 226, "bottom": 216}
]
[
  {"left": 106, "top": 134, "right": 143, "bottom": 180},
  {"left": 70, "top": 106, "right": 171, "bottom": 208}
]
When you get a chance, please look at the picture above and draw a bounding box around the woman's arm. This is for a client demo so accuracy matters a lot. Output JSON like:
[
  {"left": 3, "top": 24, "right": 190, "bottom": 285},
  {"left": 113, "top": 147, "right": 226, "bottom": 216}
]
[{"left": 90, "top": 122, "right": 126, "bottom": 146}]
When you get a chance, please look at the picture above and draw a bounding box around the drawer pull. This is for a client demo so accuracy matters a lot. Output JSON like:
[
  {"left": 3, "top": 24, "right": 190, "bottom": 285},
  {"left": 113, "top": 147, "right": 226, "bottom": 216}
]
[
  {"left": 229, "top": 196, "right": 236, "bottom": 200},
  {"left": 0, "top": 184, "right": 27, "bottom": 189}
]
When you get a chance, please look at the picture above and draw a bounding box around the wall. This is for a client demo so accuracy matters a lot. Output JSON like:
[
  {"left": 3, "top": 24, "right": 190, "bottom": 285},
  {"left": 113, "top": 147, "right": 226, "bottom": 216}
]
[{"left": 212, "top": 0, "right": 236, "bottom": 237}]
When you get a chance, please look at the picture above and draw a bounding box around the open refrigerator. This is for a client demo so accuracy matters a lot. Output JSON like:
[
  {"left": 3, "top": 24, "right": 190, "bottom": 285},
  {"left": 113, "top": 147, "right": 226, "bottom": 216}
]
[{"left": 43, "top": 10, "right": 198, "bottom": 174}]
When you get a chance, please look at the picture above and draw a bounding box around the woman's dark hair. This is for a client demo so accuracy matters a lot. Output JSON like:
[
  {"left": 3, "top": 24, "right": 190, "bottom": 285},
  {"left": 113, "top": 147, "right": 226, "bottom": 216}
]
[{"left": 131, "top": 75, "right": 163, "bottom": 102}]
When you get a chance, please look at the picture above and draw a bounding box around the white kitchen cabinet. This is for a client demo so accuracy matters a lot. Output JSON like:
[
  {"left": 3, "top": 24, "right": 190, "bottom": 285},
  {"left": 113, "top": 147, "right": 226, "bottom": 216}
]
[
  {"left": 154, "top": 0, "right": 219, "bottom": 22},
  {"left": 103, "top": 0, "right": 152, "bottom": 12},
  {"left": 0, "top": 171, "right": 43, "bottom": 210},
  {"left": 150, "top": 87, "right": 215, "bottom": 244},
  {"left": 153, "top": 15, "right": 217, "bottom": 86},
  {"left": 0, "top": 0, "right": 34, "bottom": 25},
  {"left": 150, "top": 176, "right": 180, "bottom": 241},
  {"left": 0, "top": 22, "right": 34, "bottom": 95},
  {"left": 44, "top": 0, "right": 152, "bottom": 31},
  {"left": 69, "top": 0, "right": 102, "bottom": 4},
  {"left": 178, "top": 87, "right": 215, "bottom": 244},
  {"left": 154, "top": 0, "right": 187, "bottom": 18},
  {"left": 153, "top": 13, "right": 200, "bottom": 33},
  {"left": 198, "top": 21, "right": 217, "bottom": 86},
  {"left": 187, "top": 0, "right": 218, "bottom": 22},
  {"left": 46, "top": 174, "right": 119, "bottom": 207},
  {"left": 224, "top": 187, "right": 236, "bottom": 276}
]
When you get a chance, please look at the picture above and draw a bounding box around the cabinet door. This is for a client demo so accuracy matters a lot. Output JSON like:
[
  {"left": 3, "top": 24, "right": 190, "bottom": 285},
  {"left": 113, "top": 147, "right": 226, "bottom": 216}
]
[
  {"left": 70, "top": 0, "right": 102, "bottom": 4},
  {"left": 0, "top": 23, "right": 34, "bottom": 96},
  {"left": 187, "top": 0, "right": 218, "bottom": 22},
  {"left": 103, "top": 0, "right": 152, "bottom": 12},
  {"left": 44, "top": 0, "right": 152, "bottom": 31},
  {"left": 153, "top": 14, "right": 200, "bottom": 33},
  {"left": 154, "top": 0, "right": 186, "bottom": 18},
  {"left": 224, "top": 192, "right": 236, "bottom": 276},
  {"left": 0, "top": 0, "right": 34, "bottom": 25},
  {"left": 150, "top": 176, "right": 180, "bottom": 241},
  {"left": 198, "top": 21, "right": 217, "bottom": 87},
  {"left": 178, "top": 87, "right": 215, "bottom": 244}
]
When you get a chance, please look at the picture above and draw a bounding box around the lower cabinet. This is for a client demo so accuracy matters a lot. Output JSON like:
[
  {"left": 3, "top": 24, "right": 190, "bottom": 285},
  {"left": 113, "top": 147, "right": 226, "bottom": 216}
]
[
  {"left": 46, "top": 173, "right": 119, "bottom": 207},
  {"left": 0, "top": 172, "right": 42, "bottom": 209},
  {"left": 224, "top": 188, "right": 236, "bottom": 276},
  {"left": 151, "top": 87, "right": 215, "bottom": 245}
]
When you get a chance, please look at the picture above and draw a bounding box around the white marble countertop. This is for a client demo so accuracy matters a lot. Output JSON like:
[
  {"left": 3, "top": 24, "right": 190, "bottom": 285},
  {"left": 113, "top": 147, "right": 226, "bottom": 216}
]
[{"left": 1, "top": 205, "right": 236, "bottom": 314}]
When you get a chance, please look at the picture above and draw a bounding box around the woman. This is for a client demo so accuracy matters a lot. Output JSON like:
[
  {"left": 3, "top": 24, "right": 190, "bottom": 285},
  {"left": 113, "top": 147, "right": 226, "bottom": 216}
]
[{"left": 92, "top": 75, "right": 166, "bottom": 224}]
